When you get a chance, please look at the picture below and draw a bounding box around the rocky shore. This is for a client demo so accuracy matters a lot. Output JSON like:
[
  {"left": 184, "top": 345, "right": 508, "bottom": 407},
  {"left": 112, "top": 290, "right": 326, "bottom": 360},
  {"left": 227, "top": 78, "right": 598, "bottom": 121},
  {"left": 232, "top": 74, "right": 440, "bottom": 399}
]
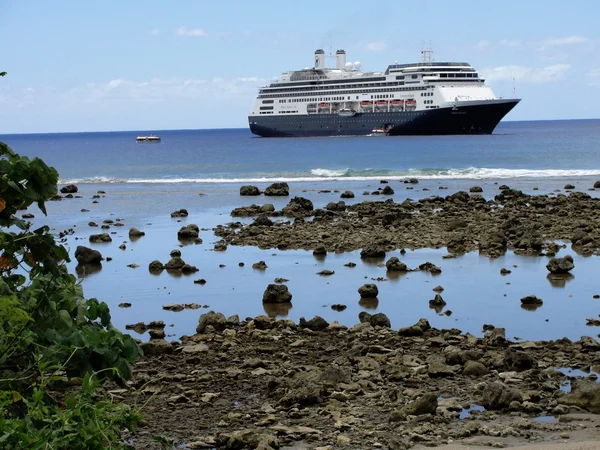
[
  {"left": 215, "top": 183, "right": 600, "bottom": 257},
  {"left": 121, "top": 312, "right": 600, "bottom": 449}
]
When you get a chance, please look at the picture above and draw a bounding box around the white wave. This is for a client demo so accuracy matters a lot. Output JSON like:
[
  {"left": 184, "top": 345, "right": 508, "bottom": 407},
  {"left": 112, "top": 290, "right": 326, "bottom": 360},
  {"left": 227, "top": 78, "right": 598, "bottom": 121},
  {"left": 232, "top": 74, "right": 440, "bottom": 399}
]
[
  {"left": 310, "top": 168, "right": 349, "bottom": 177},
  {"left": 58, "top": 167, "right": 600, "bottom": 185}
]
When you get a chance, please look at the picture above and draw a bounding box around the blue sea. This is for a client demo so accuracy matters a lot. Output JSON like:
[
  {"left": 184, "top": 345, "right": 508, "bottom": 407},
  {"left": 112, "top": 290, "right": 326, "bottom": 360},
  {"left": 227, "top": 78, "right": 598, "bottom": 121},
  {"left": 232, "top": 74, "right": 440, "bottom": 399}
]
[{"left": 3, "top": 119, "right": 600, "bottom": 343}]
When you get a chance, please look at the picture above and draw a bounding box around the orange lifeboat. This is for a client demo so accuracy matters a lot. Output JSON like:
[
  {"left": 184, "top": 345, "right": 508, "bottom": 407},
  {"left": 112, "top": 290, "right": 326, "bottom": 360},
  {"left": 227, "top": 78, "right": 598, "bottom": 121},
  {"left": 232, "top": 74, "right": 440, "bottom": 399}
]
[
  {"left": 318, "top": 103, "right": 329, "bottom": 108},
  {"left": 391, "top": 99, "right": 404, "bottom": 106},
  {"left": 360, "top": 101, "right": 373, "bottom": 106},
  {"left": 405, "top": 99, "right": 416, "bottom": 106},
  {"left": 376, "top": 100, "right": 388, "bottom": 105}
]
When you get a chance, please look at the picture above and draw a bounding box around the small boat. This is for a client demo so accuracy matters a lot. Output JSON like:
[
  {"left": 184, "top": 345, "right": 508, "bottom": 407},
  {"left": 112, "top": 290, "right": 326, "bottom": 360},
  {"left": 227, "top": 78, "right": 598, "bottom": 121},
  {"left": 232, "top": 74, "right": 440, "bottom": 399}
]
[
  {"left": 391, "top": 99, "right": 404, "bottom": 106},
  {"left": 318, "top": 103, "right": 329, "bottom": 108},
  {"left": 360, "top": 101, "right": 373, "bottom": 107},
  {"left": 136, "top": 135, "right": 161, "bottom": 143},
  {"left": 370, "top": 128, "right": 387, "bottom": 136},
  {"left": 405, "top": 99, "right": 416, "bottom": 106},
  {"left": 338, "top": 108, "right": 356, "bottom": 117},
  {"left": 376, "top": 100, "right": 388, "bottom": 105}
]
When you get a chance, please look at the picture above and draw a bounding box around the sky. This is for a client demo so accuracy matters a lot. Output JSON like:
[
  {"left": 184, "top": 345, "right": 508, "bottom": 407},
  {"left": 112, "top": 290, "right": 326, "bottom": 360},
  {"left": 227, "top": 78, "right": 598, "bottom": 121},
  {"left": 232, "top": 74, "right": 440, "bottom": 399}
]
[{"left": 0, "top": 0, "right": 599, "bottom": 133}]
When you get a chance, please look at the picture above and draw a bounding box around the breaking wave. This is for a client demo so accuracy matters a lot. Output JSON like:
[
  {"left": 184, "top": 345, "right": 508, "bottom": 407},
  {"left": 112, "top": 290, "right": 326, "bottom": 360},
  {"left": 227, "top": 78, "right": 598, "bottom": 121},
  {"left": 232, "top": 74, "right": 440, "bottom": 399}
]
[{"left": 59, "top": 167, "right": 600, "bottom": 185}]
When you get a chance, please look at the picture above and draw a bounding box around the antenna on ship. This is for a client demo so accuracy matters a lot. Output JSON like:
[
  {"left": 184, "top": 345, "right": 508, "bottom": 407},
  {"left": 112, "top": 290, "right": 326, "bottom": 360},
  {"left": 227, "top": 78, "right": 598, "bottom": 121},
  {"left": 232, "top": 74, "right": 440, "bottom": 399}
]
[
  {"left": 421, "top": 41, "right": 434, "bottom": 62},
  {"left": 512, "top": 76, "right": 516, "bottom": 98}
]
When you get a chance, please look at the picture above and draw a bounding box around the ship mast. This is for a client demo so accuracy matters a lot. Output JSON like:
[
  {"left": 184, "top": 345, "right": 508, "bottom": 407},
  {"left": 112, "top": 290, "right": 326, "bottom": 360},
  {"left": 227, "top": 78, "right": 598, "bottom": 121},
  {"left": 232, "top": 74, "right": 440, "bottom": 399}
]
[{"left": 421, "top": 41, "right": 434, "bottom": 62}]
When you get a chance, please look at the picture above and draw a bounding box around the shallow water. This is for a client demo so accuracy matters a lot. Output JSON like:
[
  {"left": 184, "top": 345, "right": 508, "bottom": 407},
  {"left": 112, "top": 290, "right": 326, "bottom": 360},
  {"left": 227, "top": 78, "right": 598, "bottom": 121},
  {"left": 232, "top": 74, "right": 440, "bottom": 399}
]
[{"left": 21, "top": 177, "right": 600, "bottom": 342}]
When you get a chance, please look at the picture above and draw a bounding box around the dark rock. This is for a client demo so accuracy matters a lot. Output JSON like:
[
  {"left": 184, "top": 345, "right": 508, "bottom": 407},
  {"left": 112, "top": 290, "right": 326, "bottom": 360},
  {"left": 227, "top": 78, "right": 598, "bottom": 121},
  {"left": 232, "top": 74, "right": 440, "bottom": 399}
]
[
  {"left": 240, "top": 185, "right": 261, "bottom": 196},
  {"left": 358, "top": 283, "right": 378, "bottom": 298},
  {"left": 463, "top": 360, "right": 489, "bottom": 377},
  {"left": 594, "top": 180, "right": 600, "bottom": 189},
  {"left": 429, "top": 294, "right": 446, "bottom": 308},
  {"left": 504, "top": 348, "right": 535, "bottom": 372},
  {"left": 386, "top": 257, "right": 407, "bottom": 271},
  {"left": 252, "top": 214, "right": 273, "bottom": 227},
  {"left": 481, "top": 381, "right": 521, "bottom": 409},
  {"left": 331, "top": 304, "right": 347, "bottom": 311},
  {"left": 313, "top": 246, "right": 327, "bottom": 256},
  {"left": 469, "top": 186, "right": 483, "bottom": 193},
  {"left": 170, "top": 209, "right": 189, "bottom": 218},
  {"left": 262, "top": 284, "right": 292, "bottom": 303},
  {"left": 125, "top": 322, "right": 147, "bottom": 334},
  {"left": 389, "top": 393, "right": 438, "bottom": 422},
  {"left": 252, "top": 261, "right": 268, "bottom": 270},
  {"left": 148, "top": 329, "right": 166, "bottom": 340},
  {"left": 264, "top": 182, "right": 289, "bottom": 196},
  {"left": 381, "top": 185, "right": 394, "bottom": 195},
  {"left": 148, "top": 260, "right": 164, "bottom": 273},
  {"left": 500, "top": 268, "right": 512, "bottom": 275},
  {"left": 196, "top": 311, "right": 226, "bottom": 333},
  {"left": 419, "top": 262, "right": 441, "bottom": 274},
  {"left": 181, "top": 264, "right": 199, "bottom": 274},
  {"left": 140, "top": 339, "right": 172, "bottom": 356},
  {"left": 558, "top": 380, "right": 600, "bottom": 413},
  {"left": 74, "top": 246, "right": 103, "bottom": 264},
  {"left": 564, "top": 184, "right": 575, "bottom": 190},
  {"left": 129, "top": 227, "right": 145, "bottom": 237},
  {"left": 165, "top": 256, "right": 186, "bottom": 270},
  {"left": 299, "top": 316, "right": 329, "bottom": 331},
  {"left": 359, "top": 311, "right": 391, "bottom": 328},
  {"left": 282, "top": 196, "right": 314, "bottom": 216},
  {"left": 340, "top": 190, "right": 355, "bottom": 199},
  {"left": 546, "top": 255, "right": 574, "bottom": 274},
  {"left": 360, "top": 245, "right": 385, "bottom": 258},
  {"left": 177, "top": 224, "right": 199, "bottom": 240},
  {"left": 520, "top": 295, "right": 543, "bottom": 306},
  {"left": 60, "top": 184, "right": 78, "bottom": 194},
  {"left": 89, "top": 233, "right": 111, "bottom": 243}
]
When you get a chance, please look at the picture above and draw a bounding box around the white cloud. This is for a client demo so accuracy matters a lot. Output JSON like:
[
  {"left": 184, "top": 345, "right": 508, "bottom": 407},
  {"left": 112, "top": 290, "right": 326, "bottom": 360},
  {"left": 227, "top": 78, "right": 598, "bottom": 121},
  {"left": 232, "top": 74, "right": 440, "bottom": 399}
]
[
  {"left": 175, "top": 26, "right": 207, "bottom": 37},
  {"left": 364, "top": 41, "right": 387, "bottom": 52},
  {"left": 476, "top": 40, "right": 490, "bottom": 50},
  {"left": 149, "top": 28, "right": 160, "bottom": 35},
  {"left": 500, "top": 39, "right": 521, "bottom": 47},
  {"left": 538, "top": 35, "right": 590, "bottom": 50},
  {"left": 587, "top": 68, "right": 600, "bottom": 86},
  {"left": 481, "top": 64, "right": 571, "bottom": 83}
]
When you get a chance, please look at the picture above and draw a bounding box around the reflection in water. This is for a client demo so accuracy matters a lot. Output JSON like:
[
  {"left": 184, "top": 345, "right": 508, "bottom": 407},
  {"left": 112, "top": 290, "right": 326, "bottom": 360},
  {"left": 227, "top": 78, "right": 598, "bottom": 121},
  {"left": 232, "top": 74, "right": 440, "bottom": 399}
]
[
  {"left": 361, "top": 256, "right": 386, "bottom": 266},
  {"left": 166, "top": 269, "right": 183, "bottom": 278},
  {"left": 358, "top": 297, "right": 379, "bottom": 310},
  {"left": 546, "top": 273, "right": 574, "bottom": 288},
  {"left": 263, "top": 302, "right": 292, "bottom": 318},
  {"left": 429, "top": 303, "right": 444, "bottom": 314},
  {"left": 75, "top": 263, "right": 102, "bottom": 278},
  {"left": 521, "top": 303, "right": 542, "bottom": 312},
  {"left": 386, "top": 270, "right": 408, "bottom": 281},
  {"left": 313, "top": 253, "right": 326, "bottom": 262}
]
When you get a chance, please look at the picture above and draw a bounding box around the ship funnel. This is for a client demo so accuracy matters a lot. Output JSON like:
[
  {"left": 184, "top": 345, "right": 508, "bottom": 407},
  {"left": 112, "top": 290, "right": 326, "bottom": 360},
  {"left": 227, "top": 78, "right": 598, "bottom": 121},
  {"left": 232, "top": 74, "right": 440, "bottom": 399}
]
[
  {"left": 314, "top": 49, "right": 325, "bottom": 70},
  {"left": 336, "top": 49, "right": 346, "bottom": 70}
]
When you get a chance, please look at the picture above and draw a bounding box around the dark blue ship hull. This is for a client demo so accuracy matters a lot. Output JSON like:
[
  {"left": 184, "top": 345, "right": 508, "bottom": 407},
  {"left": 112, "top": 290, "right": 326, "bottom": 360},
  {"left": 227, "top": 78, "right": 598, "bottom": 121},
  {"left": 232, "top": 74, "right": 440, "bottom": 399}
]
[{"left": 249, "top": 100, "right": 519, "bottom": 137}]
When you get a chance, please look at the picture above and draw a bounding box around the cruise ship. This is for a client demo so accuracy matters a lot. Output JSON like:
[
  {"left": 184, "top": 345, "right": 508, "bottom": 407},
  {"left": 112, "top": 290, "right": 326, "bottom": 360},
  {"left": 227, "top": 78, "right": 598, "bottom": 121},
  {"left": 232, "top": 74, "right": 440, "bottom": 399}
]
[{"left": 248, "top": 49, "right": 520, "bottom": 137}]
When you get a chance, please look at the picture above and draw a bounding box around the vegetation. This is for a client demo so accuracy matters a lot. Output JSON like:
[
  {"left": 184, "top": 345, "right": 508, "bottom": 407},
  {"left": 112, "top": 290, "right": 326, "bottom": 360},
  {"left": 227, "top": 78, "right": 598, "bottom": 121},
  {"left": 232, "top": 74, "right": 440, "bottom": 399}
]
[{"left": 0, "top": 139, "right": 143, "bottom": 447}]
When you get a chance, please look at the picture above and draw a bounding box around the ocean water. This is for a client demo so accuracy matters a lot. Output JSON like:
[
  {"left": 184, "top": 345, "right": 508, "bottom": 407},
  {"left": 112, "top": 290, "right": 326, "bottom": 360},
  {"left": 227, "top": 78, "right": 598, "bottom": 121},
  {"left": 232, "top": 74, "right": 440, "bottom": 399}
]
[{"left": 3, "top": 119, "right": 600, "bottom": 342}]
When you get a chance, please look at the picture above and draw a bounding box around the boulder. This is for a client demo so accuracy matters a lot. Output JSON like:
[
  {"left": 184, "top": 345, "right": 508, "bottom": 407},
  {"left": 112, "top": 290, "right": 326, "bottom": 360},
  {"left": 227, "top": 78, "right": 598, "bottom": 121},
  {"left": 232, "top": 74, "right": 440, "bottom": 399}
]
[
  {"left": 558, "top": 380, "right": 600, "bottom": 413},
  {"left": 264, "top": 182, "right": 289, "bottom": 196},
  {"left": 360, "top": 245, "right": 386, "bottom": 258},
  {"left": 419, "top": 262, "right": 442, "bottom": 274},
  {"left": 299, "top": 316, "right": 329, "bottom": 331},
  {"left": 177, "top": 224, "right": 199, "bottom": 240},
  {"left": 594, "top": 180, "right": 600, "bottom": 189},
  {"left": 170, "top": 209, "right": 189, "bottom": 218},
  {"left": 129, "top": 227, "right": 145, "bottom": 237},
  {"left": 469, "top": 186, "right": 483, "bottom": 193},
  {"left": 381, "top": 185, "right": 394, "bottom": 195},
  {"left": 340, "top": 190, "right": 354, "bottom": 199},
  {"left": 386, "top": 257, "right": 407, "bottom": 271},
  {"left": 520, "top": 295, "right": 543, "bottom": 306},
  {"left": 429, "top": 294, "right": 446, "bottom": 308},
  {"left": 89, "top": 233, "right": 112, "bottom": 243},
  {"left": 481, "top": 381, "right": 521, "bottom": 409},
  {"left": 60, "top": 184, "right": 78, "bottom": 194},
  {"left": 389, "top": 393, "right": 438, "bottom": 422},
  {"left": 282, "top": 196, "right": 313, "bottom": 216},
  {"left": 358, "top": 311, "right": 391, "bottom": 328},
  {"left": 358, "top": 283, "right": 378, "bottom": 298},
  {"left": 252, "top": 261, "right": 268, "bottom": 270},
  {"left": 148, "top": 260, "right": 164, "bottom": 273},
  {"left": 240, "top": 185, "right": 261, "bottom": 196},
  {"left": 504, "top": 348, "right": 535, "bottom": 372},
  {"left": 252, "top": 214, "right": 273, "bottom": 227},
  {"left": 140, "top": 339, "right": 173, "bottom": 356},
  {"left": 463, "top": 360, "right": 489, "bottom": 377},
  {"left": 546, "top": 255, "right": 574, "bottom": 274},
  {"left": 74, "top": 246, "right": 103, "bottom": 264},
  {"left": 262, "top": 284, "right": 292, "bottom": 303},
  {"left": 165, "top": 256, "right": 186, "bottom": 270},
  {"left": 196, "top": 311, "right": 227, "bottom": 333}
]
